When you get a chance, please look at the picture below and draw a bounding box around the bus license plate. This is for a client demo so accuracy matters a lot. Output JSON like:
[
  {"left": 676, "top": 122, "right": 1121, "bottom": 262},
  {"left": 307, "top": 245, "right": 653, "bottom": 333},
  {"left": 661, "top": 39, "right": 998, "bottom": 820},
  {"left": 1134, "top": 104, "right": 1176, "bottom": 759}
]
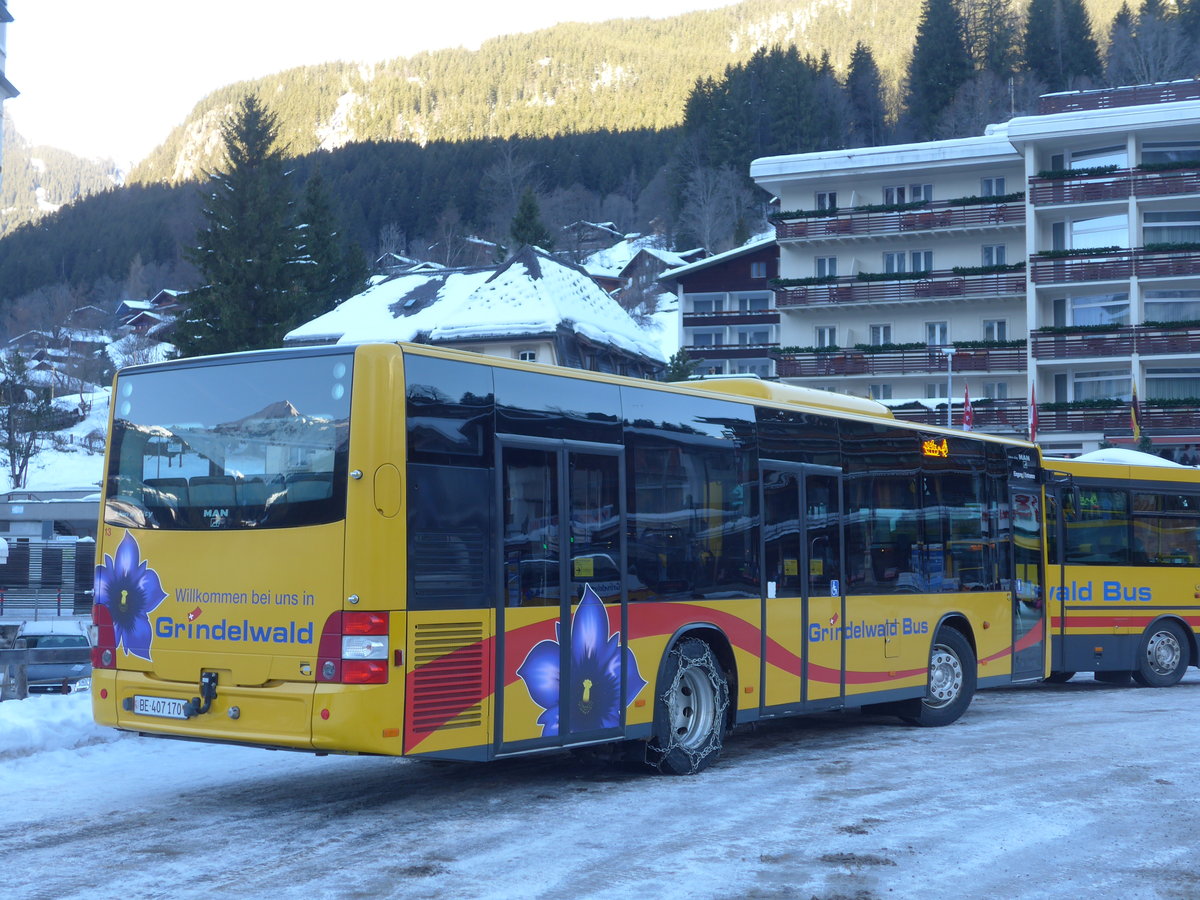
[{"left": 133, "top": 695, "right": 189, "bottom": 719}]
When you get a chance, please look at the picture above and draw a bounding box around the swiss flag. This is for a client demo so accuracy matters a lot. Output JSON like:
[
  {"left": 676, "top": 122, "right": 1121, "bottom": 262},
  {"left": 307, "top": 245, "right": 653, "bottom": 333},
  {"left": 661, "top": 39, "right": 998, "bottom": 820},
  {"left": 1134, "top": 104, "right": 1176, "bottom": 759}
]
[{"left": 962, "top": 385, "right": 974, "bottom": 431}]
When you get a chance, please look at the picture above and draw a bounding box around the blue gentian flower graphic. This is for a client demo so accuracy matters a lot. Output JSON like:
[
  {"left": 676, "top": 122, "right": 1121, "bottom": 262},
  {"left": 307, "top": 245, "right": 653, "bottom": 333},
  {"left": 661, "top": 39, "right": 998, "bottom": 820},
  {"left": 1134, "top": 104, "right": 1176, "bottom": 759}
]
[
  {"left": 517, "top": 584, "right": 647, "bottom": 736},
  {"left": 94, "top": 532, "right": 168, "bottom": 661}
]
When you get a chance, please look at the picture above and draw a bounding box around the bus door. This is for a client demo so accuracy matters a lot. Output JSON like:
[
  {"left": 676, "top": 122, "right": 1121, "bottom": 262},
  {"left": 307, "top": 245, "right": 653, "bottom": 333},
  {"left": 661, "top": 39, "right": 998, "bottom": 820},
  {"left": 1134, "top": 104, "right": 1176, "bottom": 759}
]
[
  {"left": 496, "top": 440, "right": 626, "bottom": 752},
  {"left": 762, "top": 463, "right": 844, "bottom": 712},
  {"left": 1008, "top": 484, "right": 1046, "bottom": 680}
]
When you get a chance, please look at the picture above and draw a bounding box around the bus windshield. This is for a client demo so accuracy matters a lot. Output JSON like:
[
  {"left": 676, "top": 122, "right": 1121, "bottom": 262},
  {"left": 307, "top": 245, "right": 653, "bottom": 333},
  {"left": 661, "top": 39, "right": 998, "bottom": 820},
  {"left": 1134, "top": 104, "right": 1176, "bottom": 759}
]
[{"left": 104, "top": 352, "right": 353, "bottom": 530}]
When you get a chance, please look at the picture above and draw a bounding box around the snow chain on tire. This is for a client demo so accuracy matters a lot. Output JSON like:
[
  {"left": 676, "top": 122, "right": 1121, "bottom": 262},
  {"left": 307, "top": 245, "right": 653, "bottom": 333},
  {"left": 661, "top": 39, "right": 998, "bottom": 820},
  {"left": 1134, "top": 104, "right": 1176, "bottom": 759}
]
[{"left": 651, "top": 640, "right": 729, "bottom": 775}]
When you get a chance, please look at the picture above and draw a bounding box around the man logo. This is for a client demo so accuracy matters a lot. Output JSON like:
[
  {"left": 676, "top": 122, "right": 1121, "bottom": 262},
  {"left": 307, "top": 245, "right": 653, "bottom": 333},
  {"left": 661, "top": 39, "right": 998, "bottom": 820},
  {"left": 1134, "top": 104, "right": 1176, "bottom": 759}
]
[{"left": 204, "top": 508, "right": 230, "bottom": 518}]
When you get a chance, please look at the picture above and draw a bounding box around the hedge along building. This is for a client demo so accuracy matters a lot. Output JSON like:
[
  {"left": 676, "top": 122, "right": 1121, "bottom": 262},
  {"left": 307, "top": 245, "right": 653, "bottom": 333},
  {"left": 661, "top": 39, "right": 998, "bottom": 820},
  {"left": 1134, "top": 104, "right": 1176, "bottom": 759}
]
[{"left": 753, "top": 81, "right": 1200, "bottom": 460}]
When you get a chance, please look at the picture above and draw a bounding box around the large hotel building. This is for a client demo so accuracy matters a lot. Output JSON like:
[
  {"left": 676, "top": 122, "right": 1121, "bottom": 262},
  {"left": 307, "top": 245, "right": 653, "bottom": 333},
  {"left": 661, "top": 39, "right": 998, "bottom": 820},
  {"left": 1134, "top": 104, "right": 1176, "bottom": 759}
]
[{"left": 736, "top": 82, "right": 1200, "bottom": 458}]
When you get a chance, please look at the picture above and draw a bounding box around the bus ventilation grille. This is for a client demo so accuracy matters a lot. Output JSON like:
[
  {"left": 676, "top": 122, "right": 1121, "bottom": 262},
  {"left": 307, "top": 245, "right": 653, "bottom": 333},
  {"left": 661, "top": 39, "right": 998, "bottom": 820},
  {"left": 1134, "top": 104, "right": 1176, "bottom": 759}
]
[{"left": 410, "top": 621, "right": 485, "bottom": 734}]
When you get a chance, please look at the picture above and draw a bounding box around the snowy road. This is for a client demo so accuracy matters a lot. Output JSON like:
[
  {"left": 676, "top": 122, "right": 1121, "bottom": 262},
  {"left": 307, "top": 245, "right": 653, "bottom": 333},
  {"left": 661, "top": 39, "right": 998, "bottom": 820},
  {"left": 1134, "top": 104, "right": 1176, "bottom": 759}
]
[{"left": 5, "top": 675, "right": 1200, "bottom": 900}]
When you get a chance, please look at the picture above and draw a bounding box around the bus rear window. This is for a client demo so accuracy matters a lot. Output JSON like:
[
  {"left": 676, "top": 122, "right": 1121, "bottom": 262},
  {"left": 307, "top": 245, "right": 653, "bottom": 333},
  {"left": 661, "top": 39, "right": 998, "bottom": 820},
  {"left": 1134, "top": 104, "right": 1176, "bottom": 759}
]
[{"left": 105, "top": 353, "right": 353, "bottom": 530}]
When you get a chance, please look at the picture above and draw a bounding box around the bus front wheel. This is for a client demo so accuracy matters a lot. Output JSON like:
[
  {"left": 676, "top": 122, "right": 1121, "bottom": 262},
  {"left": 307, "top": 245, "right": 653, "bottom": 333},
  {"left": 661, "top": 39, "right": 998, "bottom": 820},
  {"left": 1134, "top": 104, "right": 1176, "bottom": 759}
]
[
  {"left": 1132, "top": 621, "right": 1190, "bottom": 688},
  {"left": 900, "top": 628, "right": 976, "bottom": 727},
  {"left": 649, "top": 638, "right": 729, "bottom": 775}
]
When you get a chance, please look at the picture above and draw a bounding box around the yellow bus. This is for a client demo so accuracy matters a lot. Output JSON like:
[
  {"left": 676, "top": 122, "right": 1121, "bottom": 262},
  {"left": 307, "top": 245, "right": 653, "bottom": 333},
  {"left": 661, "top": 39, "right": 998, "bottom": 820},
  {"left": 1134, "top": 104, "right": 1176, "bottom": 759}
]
[
  {"left": 91, "top": 343, "right": 1047, "bottom": 774},
  {"left": 1044, "top": 451, "right": 1200, "bottom": 687}
]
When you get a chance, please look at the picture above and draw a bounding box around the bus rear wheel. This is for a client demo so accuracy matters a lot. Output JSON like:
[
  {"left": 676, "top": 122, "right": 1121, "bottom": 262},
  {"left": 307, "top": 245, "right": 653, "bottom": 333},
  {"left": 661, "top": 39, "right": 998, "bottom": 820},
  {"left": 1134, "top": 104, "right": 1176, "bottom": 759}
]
[
  {"left": 649, "top": 638, "right": 729, "bottom": 775},
  {"left": 1132, "top": 621, "right": 1190, "bottom": 688},
  {"left": 900, "top": 628, "right": 976, "bottom": 727}
]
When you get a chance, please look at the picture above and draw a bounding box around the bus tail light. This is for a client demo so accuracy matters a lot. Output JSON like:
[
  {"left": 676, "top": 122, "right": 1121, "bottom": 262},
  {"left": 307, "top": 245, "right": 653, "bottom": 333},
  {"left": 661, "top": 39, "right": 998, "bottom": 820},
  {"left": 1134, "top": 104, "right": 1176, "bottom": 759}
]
[
  {"left": 317, "top": 611, "right": 390, "bottom": 684},
  {"left": 92, "top": 603, "right": 116, "bottom": 669}
]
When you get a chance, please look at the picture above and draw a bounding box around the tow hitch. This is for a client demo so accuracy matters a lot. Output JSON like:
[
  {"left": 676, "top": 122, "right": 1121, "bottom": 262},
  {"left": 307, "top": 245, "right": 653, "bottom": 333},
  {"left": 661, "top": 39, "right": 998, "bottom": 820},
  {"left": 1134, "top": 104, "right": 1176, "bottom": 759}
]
[{"left": 183, "top": 671, "right": 219, "bottom": 718}]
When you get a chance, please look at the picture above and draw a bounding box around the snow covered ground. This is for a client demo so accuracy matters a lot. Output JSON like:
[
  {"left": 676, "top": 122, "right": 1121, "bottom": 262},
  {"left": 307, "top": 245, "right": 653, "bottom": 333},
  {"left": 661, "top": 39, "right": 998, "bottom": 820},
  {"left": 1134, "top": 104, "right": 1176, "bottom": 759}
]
[{"left": 4, "top": 674, "right": 1200, "bottom": 899}]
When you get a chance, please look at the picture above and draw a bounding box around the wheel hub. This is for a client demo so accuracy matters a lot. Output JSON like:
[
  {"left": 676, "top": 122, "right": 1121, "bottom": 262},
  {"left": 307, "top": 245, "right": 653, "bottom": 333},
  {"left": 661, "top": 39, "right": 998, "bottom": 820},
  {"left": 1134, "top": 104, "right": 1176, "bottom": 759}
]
[
  {"left": 926, "top": 646, "right": 964, "bottom": 707},
  {"left": 1145, "top": 631, "right": 1182, "bottom": 676}
]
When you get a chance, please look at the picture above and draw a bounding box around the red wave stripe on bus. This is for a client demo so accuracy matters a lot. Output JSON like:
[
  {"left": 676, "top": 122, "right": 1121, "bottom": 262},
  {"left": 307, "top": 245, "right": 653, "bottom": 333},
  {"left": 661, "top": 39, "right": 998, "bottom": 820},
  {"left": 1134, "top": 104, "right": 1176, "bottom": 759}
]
[{"left": 979, "top": 618, "right": 1043, "bottom": 665}]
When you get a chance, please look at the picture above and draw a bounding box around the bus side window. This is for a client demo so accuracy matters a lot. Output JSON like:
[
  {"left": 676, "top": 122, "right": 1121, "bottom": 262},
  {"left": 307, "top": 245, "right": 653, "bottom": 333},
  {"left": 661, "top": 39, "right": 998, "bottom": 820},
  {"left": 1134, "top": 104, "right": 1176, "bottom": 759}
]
[{"left": 1065, "top": 488, "right": 1130, "bottom": 565}]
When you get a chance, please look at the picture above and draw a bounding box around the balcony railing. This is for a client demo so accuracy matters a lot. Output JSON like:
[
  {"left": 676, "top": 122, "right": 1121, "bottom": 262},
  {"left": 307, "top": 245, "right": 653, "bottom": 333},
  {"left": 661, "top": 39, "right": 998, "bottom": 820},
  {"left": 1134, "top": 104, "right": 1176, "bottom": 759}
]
[
  {"left": 1035, "top": 406, "right": 1200, "bottom": 436},
  {"left": 682, "top": 343, "right": 779, "bottom": 360},
  {"left": 888, "top": 398, "right": 1027, "bottom": 430},
  {"left": 1031, "top": 325, "right": 1200, "bottom": 359},
  {"left": 1028, "top": 167, "right": 1200, "bottom": 205},
  {"left": 775, "top": 269, "right": 1025, "bottom": 307},
  {"left": 1030, "top": 248, "right": 1200, "bottom": 284},
  {"left": 773, "top": 199, "right": 1023, "bottom": 241},
  {"left": 776, "top": 344, "right": 1026, "bottom": 378},
  {"left": 1039, "top": 81, "right": 1200, "bottom": 115},
  {"left": 681, "top": 310, "right": 780, "bottom": 328}
]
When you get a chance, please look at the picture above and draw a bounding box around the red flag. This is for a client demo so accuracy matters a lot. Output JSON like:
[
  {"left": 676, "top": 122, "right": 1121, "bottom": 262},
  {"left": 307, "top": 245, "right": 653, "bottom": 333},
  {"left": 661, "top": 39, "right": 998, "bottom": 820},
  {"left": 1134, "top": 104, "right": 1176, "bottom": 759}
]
[
  {"left": 1029, "top": 384, "right": 1038, "bottom": 442},
  {"left": 962, "top": 384, "right": 974, "bottom": 431}
]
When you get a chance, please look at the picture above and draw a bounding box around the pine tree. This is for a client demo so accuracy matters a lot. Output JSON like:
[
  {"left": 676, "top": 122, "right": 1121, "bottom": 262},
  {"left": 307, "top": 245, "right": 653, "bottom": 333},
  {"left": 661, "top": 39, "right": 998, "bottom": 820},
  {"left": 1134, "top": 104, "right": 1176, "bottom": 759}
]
[
  {"left": 663, "top": 349, "right": 699, "bottom": 382},
  {"left": 180, "top": 95, "right": 303, "bottom": 357},
  {"left": 296, "top": 170, "right": 366, "bottom": 319},
  {"left": 510, "top": 188, "right": 554, "bottom": 252},
  {"left": 1023, "top": 0, "right": 1102, "bottom": 92},
  {"left": 847, "top": 43, "right": 887, "bottom": 147},
  {"left": 903, "top": 0, "right": 974, "bottom": 140}
]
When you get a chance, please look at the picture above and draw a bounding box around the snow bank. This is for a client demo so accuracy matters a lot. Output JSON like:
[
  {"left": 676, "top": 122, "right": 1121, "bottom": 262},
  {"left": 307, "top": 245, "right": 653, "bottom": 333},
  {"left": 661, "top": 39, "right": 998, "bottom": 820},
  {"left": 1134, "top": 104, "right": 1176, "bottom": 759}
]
[{"left": 0, "top": 692, "right": 123, "bottom": 760}]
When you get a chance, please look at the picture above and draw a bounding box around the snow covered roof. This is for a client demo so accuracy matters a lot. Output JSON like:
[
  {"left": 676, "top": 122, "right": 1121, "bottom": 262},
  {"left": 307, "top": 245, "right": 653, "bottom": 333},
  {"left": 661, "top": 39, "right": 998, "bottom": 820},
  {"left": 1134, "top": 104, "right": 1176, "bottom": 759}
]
[
  {"left": 1057, "top": 448, "right": 1189, "bottom": 468},
  {"left": 659, "top": 232, "right": 776, "bottom": 280},
  {"left": 285, "top": 246, "right": 665, "bottom": 362}
]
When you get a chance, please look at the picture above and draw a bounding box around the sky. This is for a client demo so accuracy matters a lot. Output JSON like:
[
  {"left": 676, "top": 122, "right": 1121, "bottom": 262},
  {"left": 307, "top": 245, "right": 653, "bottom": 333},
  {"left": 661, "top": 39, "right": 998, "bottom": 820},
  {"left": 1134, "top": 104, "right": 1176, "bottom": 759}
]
[{"left": 4, "top": 0, "right": 734, "bottom": 165}]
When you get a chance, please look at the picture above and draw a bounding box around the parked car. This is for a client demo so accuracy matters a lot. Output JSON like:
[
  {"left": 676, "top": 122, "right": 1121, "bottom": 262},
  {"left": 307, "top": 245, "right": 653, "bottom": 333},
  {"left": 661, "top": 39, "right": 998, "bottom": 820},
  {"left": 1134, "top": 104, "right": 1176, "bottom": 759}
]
[{"left": 11, "top": 620, "right": 92, "bottom": 694}]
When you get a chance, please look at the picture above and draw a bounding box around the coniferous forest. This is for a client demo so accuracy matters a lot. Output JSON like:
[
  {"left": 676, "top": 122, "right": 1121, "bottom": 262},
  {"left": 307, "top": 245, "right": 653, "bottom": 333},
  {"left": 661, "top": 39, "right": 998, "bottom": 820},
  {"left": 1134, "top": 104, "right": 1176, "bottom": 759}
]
[{"left": 0, "top": 0, "right": 1190, "bottom": 336}]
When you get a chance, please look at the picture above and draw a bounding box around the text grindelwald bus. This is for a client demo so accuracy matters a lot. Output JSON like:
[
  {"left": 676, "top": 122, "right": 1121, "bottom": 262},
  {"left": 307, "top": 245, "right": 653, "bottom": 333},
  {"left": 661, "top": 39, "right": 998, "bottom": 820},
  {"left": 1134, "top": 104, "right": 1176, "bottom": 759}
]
[{"left": 92, "top": 343, "right": 1049, "bottom": 774}]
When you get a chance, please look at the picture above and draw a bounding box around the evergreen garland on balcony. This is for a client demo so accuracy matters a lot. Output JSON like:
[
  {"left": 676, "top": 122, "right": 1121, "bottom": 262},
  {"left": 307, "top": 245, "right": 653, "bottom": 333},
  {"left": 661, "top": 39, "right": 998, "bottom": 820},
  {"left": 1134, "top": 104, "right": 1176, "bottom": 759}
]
[
  {"left": 949, "top": 262, "right": 1025, "bottom": 275},
  {"left": 1034, "top": 164, "right": 1121, "bottom": 180},
  {"left": 942, "top": 192, "right": 1024, "bottom": 206},
  {"left": 1142, "top": 241, "right": 1200, "bottom": 254},
  {"left": 1032, "top": 246, "right": 1122, "bottom": 259},
  {"left": 1134, "top": 160, "right": 1200, "bottom": 173}
]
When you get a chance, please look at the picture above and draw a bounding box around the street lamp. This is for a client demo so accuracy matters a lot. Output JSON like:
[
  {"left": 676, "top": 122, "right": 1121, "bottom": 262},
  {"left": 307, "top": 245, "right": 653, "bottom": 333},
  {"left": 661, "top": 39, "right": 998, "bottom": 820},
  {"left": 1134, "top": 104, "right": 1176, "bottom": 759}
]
[{"left": 942, "top": 347, "right": 956, "bottom": 428}]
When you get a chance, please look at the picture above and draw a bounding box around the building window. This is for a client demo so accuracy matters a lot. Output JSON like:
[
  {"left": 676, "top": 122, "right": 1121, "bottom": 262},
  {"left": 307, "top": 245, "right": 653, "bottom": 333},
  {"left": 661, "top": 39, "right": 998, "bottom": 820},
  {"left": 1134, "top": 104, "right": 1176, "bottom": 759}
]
[
  {"left": 1147, "top": 367, "right": 1200, "bottom": 401},
  {"left": 926, "top": 383, "right": 948, "bottom": 399},
  {"left": 690, "top": 295, "right": 724, "bottom": 314},
  {"left": 1142, "top": 141, "right": 1200, "bottom": 166},
  {"left": 983, "top": 319, "right": 1007, "bottom": 341},
  {"left": 869, "top": 384, "right": 893, "bottom": 400},
  {"left": 869, "top": 323, "right": 892, "bottom": 346},
  {"left": 1054, "top": 214, "right": 1129, "bottom": 250},
  {"left": 909, "top": 183, "right": 933, "bottom": 203},
  {"left": 982, "top": 176, "right": 1006, "bottom": 197},
  {"left": 984, "top": 381, "right": 1009, "bottom": 400},
  {"left": 982, "top": 244, "right": 1007, "bottom": 266},
  {"left": 699, "top": 362, "right": 725, "bottom": 376},
  {"left": 816, "top": 191, "right": 837, "bottom": 210},
  {"left": 910, "top": 250, "right": 933, "bottom": 273},
  {"left": 815, "top": 256, "right": 837, "bottom": 278},
  {"left": 884, "top": 185, "right": 906, "bottom": 205},
  {"left": 1144, "top": 211, "right": 1200, "bottom": 245},
  {"left": 735, "top": 360, "right": 772, "bottom": 377},
  {"left": 815, "top": 325, "right": 837, "bottom": 348},
  {"left": 883, "top": 251, "right": 906, "bottom": 274},
  {"left": 736, "top": 292, "right": 771, "bottom": 312},
  {"left": 737, "top": 328, "right": 771, "bottom": 346},
  {"left": 516, "top": 349, "right": 538, "bottom": 362},
  {"left": 926, "top": 321, "right": 949, "bottom": 346},
  {"left": 1071, "top": 145, "right": 1127, "bottom": 169},
  {"left": 1145, "top": 290, "right": 1200, "bottom": 323},
  {"left": 749, "top": 261, "right": 768, "bottom": 279},
  {"left": 1074, "top": 369, "right": 1131, "bottom": 402},
  {"left": 1069, "top": 292, "right": 1130, "bottom": 327}
]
